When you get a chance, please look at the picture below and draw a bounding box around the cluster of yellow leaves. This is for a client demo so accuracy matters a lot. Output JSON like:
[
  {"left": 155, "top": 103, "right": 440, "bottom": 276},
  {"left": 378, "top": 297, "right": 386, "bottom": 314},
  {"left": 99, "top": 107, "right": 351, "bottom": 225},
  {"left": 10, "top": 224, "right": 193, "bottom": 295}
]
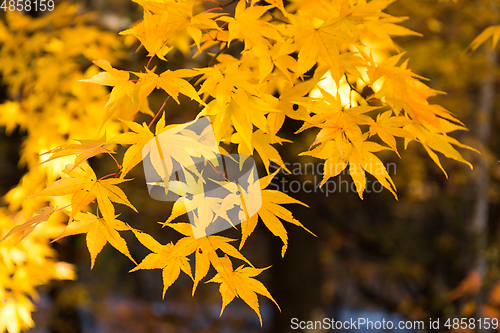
[
  {"left": 192, "top": 0, "right": 474, "bottom": 200},
  {"left": 0, "top": 0, "right": 476, "bottom": 327},
  {"left": 0, "top": 209, "right": 75, "bottom": 333},
  {"left": 0, "top": 4, "right": 123, "bottom": 332}
]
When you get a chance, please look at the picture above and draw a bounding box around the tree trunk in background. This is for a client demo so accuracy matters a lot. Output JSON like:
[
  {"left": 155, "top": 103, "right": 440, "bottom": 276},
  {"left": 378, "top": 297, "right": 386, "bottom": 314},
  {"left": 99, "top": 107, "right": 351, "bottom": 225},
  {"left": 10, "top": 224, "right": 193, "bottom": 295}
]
[
  {"left": 270, "top": 214, "right": 323, "bottom": 333},
  {"left": 471, "top": 5, "right": 497, "bottom": 328}
]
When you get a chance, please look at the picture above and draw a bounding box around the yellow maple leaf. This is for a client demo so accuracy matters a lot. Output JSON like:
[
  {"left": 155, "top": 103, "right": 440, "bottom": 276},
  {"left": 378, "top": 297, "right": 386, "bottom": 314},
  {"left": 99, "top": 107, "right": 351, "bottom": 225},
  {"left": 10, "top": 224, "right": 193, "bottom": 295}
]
[
  {"left": 218, "top": 0, "right": 281, "bottom": 50},
  {"left": 369, "top": 110, "right": 413, "bottom": 156},
  {"left": 231, "top": 129, "right": 291, "bottom": 174},
  {"left": 0, "top": 205, "right": 55, "bottom": 243},
  {"left": 37, "top": 134, "right": 115, "bottom": 172},
  {"left": 28, "top": 164, "right": 137, "bottom": 223},
  {"left": 288, "top": 13, "right": 359, "bottom": 80},
  {"left": 120, "top": 9, "right": 173, "bottom": 60},
  {"left": 81, "top": 59, "right": 151, "bottom": 125},
  {"left": 468, "top": 24, "right": 500, "bottom": 52},
  {"left": 53, "top": 212, "right": 136, "bottom": 269},
  {"left": 134, "top": 69, "right": 205, "bottom": 105},
  {"left": 404, "top": 122, "right": 476, "bottom": 176},
  {"left": 238, "top": 171, "right": 315, "bottom": 256},
  {"left": 115, "top": 115, "right": 216, "bottom": 179},
  {"left": 301, "top": 138, "right": 398, "bottom": 199},
  {"left": 207, "top": 256, "right": 279, "bottom": 325},
  {"left": 132, "top": 226, "right": 253, "bottom": 297}
]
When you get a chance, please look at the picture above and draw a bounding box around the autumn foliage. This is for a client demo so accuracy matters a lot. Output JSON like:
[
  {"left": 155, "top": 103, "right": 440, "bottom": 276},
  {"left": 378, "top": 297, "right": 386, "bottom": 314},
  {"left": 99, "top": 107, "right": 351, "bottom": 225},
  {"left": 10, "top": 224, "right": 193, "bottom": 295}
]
[{"left": 0, "top": 0, "right": 479, "bottom": 331}]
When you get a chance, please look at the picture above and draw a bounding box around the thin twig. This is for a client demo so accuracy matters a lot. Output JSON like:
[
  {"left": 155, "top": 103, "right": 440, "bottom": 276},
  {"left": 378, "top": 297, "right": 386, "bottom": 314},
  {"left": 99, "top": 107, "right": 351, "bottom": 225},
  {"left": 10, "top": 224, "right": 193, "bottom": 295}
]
[
  {"left": 98, "top": 172, "right": 119, "bottom": 181},
  {"left": 146, "top": 56, "right": 154, "bottom": 70},
  {"left": 54, "top": 204, "right": 71, "bottom": 213},
  {"left": 208, "top": 44, "right": 228, "bottom": 67},
  {"left": 344, "top": 73, "right": 361, "bottom": 107},
  {"left": 148, "top": 96, "right": 171, "bottom": 129},
  {"left": 204, "top": 6, "right": 223, "bottom": 13},
  {"left": 108, "top": 153, "right": 121, "bottom": 170}
]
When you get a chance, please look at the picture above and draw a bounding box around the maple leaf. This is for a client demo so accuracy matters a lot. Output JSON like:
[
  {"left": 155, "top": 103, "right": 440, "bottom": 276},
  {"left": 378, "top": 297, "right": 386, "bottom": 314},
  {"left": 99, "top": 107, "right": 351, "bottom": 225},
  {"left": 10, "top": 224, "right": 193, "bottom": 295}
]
[
  {"left": 199, "top": 88, "right": 281, "bottom": 152},
  {"left": 115, "top": 115, "right": 216, "bottom": 179},
  {"left": 301, "top": 138, "right": 398, "bottom": 199},
  {"left": 81, "top": 59, "right": 151, "bottom": 125},
  {"left": 0, "top": 205, "right": 55, "bottom": 243},
  {"left": 123, "top": 0, "right": 224, "bottom": 57},
  {"left": 132, "top": 225, "right": 253, "bottom": 296},
  {"left": 154, "top": 167, "right": 225, "bottom": 233},
  {"left": 206, "top": 174, "right": 259, "bottom": 228},
  {"left": 238, "top": 171, "right": 314, "bottom": 256},
  {"left": 304, "top": 100, "right": 376, "bottom": 152},
  {"left": 163, "top": 224, "right": 253, "bottom": 267},
  {"left": 53, "top": 212, "right": 136, "bottom": 268},
  {"left": 369, "top": 110, "right": 413, "bottom": 156},
  {"left": 270, "top": 79, "right": 320, "bottom": 122},
  {"left": 258, "top": 0, "right": 288, "bottom": 17},
  {"left": 352, "top": 0, "right": 421, "bottom": 42},
  {"left": 80, "top": 59, "right": 131, "bottom": 87},
  {"left": 403, "top": 122, "right": 475, "bottom": 176},
  {"left": 164, "top": 199, "right": 188, "bottom": 225},
  {"left": 134, "top": 69, "right": 205, "bottom": 105},
  {"left": 114, "top": 119, "right": 164, "bottom": 178},
  {"left": 130, "top": 230, "right": 193, "bottom": 297},
  {"left": 187, "top": 6, "right": 223, "bottom": 49},
  {"left": 231, "top": 130, "right": 292, "bottom": 174},
  {"left": 120, "top": 9, "right": 173, "bottom": 60},
  {"left": 197, "top": 60, "right": 274, "bottom": 151},
  {"left": 28, "top": 164, "right": 137, "bottom": 223},
  {"left": 37, "top": 134, "right": 115, "bottom": 171},
  {"left": 192, "top": 242, "right": 210, "bottom": 295},
  {"left": 362, "top": 52, "right": 434, "bottom": 118},
  {"left": 219, "top": 0, "right": 282, "bottom": 51},
  {"left": 468, "top": 25, "right": 500, "bottom": 52},
  {"left": 207, "top": 256, "right": 279, "bottom": 325},
  {"left": 288, "top": 13, "right": 360, "bottom": 80}
]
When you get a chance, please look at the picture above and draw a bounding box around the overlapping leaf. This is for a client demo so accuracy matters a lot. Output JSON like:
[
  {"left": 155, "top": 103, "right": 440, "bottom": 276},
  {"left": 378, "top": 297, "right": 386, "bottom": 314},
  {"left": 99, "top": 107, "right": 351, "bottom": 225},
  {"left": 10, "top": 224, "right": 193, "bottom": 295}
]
[
  {"left": 53, "top": 212, "right": 136, "bottom": 268},
  {"left": 207, "top": 256, "right": 279, "bottom": 325},
  {"left": 28, "top": 164, "right": 137, "bottom": 223}
]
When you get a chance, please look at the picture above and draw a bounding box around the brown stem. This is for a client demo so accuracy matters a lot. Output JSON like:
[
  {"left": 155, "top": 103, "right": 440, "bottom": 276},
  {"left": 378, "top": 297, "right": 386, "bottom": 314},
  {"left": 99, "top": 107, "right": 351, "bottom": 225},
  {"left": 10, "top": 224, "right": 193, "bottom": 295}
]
[
  {"left": 98, "top": 172, "right": 119, "bottom": 181},
  {"left": 148, "top": 96, "right": 171, "bottom": 129},
  {"left": 146, "top": 56, "right": 154, "bottom": 70},
  {"left": 108, "top": 153, "right": 121, "bottom": 170}
]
